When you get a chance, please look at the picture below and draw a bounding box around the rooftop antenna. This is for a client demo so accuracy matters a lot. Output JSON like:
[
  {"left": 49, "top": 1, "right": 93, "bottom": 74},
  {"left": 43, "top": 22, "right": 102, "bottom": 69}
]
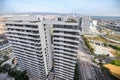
[
  {"left": 72, "top": 9, "right": 77, "bottom": 17},
  {"left": 72, "top": 13, "right": 75, "bottom": 17}
]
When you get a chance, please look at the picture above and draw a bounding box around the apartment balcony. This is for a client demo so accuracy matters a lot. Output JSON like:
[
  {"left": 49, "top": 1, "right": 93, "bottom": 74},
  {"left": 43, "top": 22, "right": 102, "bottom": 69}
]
[
  {"left": 7, "top": 29, "right": 39, "bottom": 34},
  {"left": 21, "top": 60, "right": 40, "bottom": 68},
  {"left": 53, "top": 45, "right": 78, "bottom": 52},
  {"left": 7, "top": 26, "right": 38, "bottom": 30},
  {"left": 53, "top": 37, "right": 79, "bottom": 43},
  {"left": 53, "top": 35, "right": 79, "bottom": 41},
  {"left": 17, "top": 57, "right": 40, "bottom": 65},
  {"left": 6, "top": 34, "right": 40, "bottom": 40},
  {"left": 7, "top": 30, "right": 39, "bottom": 36},
  {"left": 54, "top": 59, "right": 75, "bottom": 67},
  {"left": 14, "top": 47, "right": 42, "bottom": 57},
  {"left": 13, "top": 44, "right": 41, "bottom": 53},
  {"left": 13, "top": 42, "right": 41, "bottom": 50},
  {"left": 54, "top": 60, "right": 75, "bottom": 70},
  {"left": 54, "top": 66, "right": 74, "bottom": 74},
  {"left": 53, "top": 32, "right": 79, "bottom": 38},
  {"left": 55, "top": 66, "right": 74, "bottom": 74},
  {"left": 53, "top": 41, "right": 78, "bottom": 48},
  {"left": 55, "top": 72, "right": 73, "bottom": 80},
  {"left": 55, "top": 75, "right": 73, "bottom": 80},
  {"left": 18, "top": 53, "right": 38, "bottom": 60},
  {"left": 55, "top": 67, "right": 74, "bottom": 76},
  {"left": 16, "top": 55, "right": 44, "bottom": 64},
  {"left": 21, "top": 60, "right": 43, "bottom": 68},
  {"left": 54, "top": 52, "right": 76, "bottom": 60},
  {"left": 55, "top": 69, "right": 74, "bottom": 77},
  {"left": 53, "top": 28, "right": 79, "bottom": 32},
  {"left": 7, "top": 37, "right": 40, "bottom": 44},
  {"left": 54, "top": 55, "right": 75, "bottom": 64},
  {"left": 12, "top": 41, "right": 41, "bottom": 48},
  {"left": 53, "top": 49, "right": 76, "bottom": 56},
  {"left": 15, "top": 52, "right": 43, "bottom": 64}
]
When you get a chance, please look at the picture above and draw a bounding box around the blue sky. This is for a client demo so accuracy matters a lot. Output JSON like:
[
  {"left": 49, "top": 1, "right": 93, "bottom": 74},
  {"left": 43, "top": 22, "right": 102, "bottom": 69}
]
[{"left": 0, "top": 0, "right": 120, "bottom": 16}]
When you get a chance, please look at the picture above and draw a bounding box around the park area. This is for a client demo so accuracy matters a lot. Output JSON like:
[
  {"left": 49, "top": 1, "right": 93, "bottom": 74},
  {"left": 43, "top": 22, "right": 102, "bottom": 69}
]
[
  {"left": 105, "top": 35, "right": 120, "bottom": 41},
  {"left": 93, "top": 44, "right": 114, "bottom": 57},
  {"left": 111, "top": 60, "right": 120, "bottom": 66},
  {"left": 86, "top": 36, "right": 107, "bottom": 42},
  {"left": 86, "top": 35, "right": 120, "bottom": 46}
]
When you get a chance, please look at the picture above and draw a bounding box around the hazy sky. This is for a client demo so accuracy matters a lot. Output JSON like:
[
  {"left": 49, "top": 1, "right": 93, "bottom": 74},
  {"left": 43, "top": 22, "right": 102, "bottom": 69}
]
[{"left": 0, "top": 0, "right": 120, "bottom": 16}]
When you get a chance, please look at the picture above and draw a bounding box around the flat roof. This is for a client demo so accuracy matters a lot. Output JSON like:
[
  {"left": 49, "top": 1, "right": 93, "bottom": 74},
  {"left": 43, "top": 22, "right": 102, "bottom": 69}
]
[
  {"left": 5, "top": 21, "right": 41, "bottom": 25},
  {"left": 5, "top": 20, "right": 78, "bottom": 26},
  {"left": 42, "top": 20, "right": 78, "bottom": 26}
]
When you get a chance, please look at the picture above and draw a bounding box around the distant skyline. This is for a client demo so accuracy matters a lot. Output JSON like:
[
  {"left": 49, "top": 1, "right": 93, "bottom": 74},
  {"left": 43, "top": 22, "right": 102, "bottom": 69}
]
[{"left": 0, "top": 0, "right": 120, "bottom": 16}]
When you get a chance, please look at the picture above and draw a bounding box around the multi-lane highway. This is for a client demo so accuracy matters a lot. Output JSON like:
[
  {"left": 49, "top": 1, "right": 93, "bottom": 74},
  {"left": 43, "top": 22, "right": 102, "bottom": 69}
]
[
  {"left": 78, "top": 60, "right": 104, "bottom": 80},
  {"left": 77, "top": 36, "right": 105, "bottom": 80}
]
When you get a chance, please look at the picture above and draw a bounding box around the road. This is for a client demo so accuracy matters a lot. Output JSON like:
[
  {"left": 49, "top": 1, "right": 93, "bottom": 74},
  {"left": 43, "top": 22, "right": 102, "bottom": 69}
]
[
  {"left": 78, "top": 60, "right": 104, "bottom": 80},
  {"left": 47, "top": 72, "right": 54, "bottom": 80},
  {"left": 77, "top": 36, "right": 105, "bottom": 80}
]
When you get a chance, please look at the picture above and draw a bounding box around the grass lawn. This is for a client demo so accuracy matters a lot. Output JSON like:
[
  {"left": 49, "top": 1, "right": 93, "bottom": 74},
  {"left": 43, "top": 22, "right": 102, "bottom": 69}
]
[
  {"left": 111, "top": 60, "right": 120, "bottom": 66},
  {"left": 86, "top": 35, "right": 120, "bottom": 46},
  {"left": 86, "top": 36, "right": 107, "bottom": 42},
  {"left": 106, "top": 35, "right": 120, "bottom": 41}
]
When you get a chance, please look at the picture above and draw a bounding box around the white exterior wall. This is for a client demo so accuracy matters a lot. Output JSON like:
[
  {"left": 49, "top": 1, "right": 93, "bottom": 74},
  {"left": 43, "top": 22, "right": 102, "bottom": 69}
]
[
  {"left": 38, "top": 23, "right": 48, "bottom": 75},
  {"left": 53, "top": 22, "right": 80, "bottom": 80},
  {"left": 5, "top": 16, "right": 52, "bottom": 80},
  {"left": 80, "top": 16, "right": 90, "bottom": 34},
  {"left": 89, "top": 20, "right": 99, "bottom": 33},
  {"left": 0, "top": 43, "right": 12, "bottom": 58},
  {"left": 44, "top": 24, "right": 53, "bottom": 71}
]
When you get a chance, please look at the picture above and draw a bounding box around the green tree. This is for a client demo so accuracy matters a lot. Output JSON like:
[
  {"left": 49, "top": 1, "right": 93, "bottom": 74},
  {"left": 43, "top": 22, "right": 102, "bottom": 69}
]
[
  {"left": 102, "top": 67, "right": 111, "bottom": 80},
  {"left": 103, "top": 43, "right": 108, "bottom": 47},
  {"left": 0, "top": 66, "right": 3, "bottom": 73},
  {"left": 3, "top": 55, "right": 9, "bottom": 60},
  {"left": 73, "top": 64, "right": 79, "bottom": 80},
  {"left": 12, "top": 58, "right": 15, "bottom": 64},
  {"left": 2, "top": 64, "right": 11, "bottom": 73},
  {"left": 81, "top": 35, "right": 95, "bottom": 54},
  {"left": 107, "top": 54, "right": 110, "bottom": 57}
]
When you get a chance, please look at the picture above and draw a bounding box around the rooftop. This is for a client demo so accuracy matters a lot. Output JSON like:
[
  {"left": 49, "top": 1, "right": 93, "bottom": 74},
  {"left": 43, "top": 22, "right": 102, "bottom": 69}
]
[{"left": 43, "top": 20, "right": 78, "bottom": 25}]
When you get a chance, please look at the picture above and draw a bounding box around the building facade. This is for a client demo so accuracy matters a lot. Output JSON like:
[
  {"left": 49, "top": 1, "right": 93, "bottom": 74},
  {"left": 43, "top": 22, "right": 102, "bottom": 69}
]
[
  {"left": 53, "top": 21, "right": 80, "bottom": 80},
  {"left": 80, "top": 16, "right": 90, "bottom": 34},
  {"left": 0, "top": 43, "right": 12, "bottom": 58},
  {"left": 0, "top": 18, "right": 6, "bottom": 35},
  {"left": 5, "top": 16, "right": 52, "bottom": 80}
]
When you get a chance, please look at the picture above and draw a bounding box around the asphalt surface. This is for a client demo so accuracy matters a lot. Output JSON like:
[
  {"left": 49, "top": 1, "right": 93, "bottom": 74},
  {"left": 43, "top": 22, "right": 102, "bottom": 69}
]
[
  {"left": 78, "top": 60, "right": 104, "bottom": 80},
  {"left": 77, "top": 36, "right": 105, "bottom": 80}
]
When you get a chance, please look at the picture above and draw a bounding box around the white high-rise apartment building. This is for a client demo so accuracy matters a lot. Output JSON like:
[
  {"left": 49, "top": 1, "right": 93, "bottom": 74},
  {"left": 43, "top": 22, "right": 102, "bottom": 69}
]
[
  {"left": 80, "top": 16, "right": 90, "bottom": 34},
  {"left": 53, "top": 18, "right": 80, "bottom": 80},
  {"left": 5, "top": 15, "right": 52, "bottom": 80}
]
